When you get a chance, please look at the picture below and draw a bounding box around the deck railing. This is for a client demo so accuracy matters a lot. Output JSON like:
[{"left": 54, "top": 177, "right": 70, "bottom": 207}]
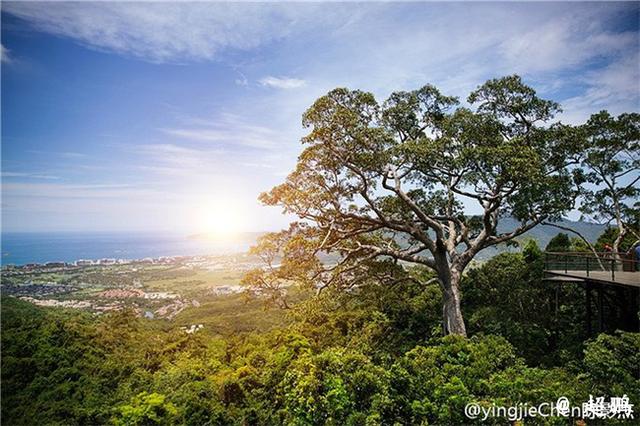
[{"left": 544, "top": 251, "right": 639, "bottom": 282}]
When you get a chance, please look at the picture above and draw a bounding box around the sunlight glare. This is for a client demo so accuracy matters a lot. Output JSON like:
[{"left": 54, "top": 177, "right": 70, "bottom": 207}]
[{"left": 196, "top": 197, "right": 245, "bottom": 238}]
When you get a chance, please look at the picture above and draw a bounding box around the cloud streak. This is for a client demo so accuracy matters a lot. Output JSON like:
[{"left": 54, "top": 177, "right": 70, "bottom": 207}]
[
  {"left": 2, "top": 172, "right": 59, "bottom": 180},
  {"left": 560, "top": 55, "right": 640, "bottom": 124},
  {"left": 161, "top": 113, "right": 283, "bottom": 150},
  {"left": 2, "top": 2, "right": 340, "bottom": 63},
  {"left": 259, "top": 76, "right": 306, "bottom": 89},
  {"left": 2, "top": 182, "right": 139, "bottom": 199}
]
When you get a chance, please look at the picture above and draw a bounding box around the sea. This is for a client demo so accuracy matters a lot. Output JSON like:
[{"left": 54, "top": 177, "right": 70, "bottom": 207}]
[{"left": 1, "top": 232, "right": 261, "bottom": 266}]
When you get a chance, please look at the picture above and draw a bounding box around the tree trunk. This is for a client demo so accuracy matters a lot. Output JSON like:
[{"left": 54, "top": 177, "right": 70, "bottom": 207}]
[
  {"left": 612, "top": 227, "right": 627, "bottom": 273},
  {"left": 613, "top": 228, "right": 626, "bottom": 259},
  {"left": 438, "top": 266, "right": 467, "bottom": 336}
]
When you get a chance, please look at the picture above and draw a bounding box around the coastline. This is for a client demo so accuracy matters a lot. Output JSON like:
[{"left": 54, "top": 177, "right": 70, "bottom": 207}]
[{"left": 1, "top": 231, "right": 261, "bottom": 266}]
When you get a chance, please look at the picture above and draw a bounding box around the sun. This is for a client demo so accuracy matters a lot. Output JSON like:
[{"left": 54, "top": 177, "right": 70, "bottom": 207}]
[{"left": 196, "top": 198, "right": 245, "bottom": 237}]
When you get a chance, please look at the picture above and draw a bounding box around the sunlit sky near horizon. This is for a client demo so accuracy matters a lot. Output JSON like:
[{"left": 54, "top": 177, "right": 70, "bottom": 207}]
[{"left": 2, "top": 1, "right": 639, "bottom": 233}]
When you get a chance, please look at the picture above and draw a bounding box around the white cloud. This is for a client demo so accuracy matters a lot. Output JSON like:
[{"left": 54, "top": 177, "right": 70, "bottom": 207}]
[
  {"left": 2, "top": 2, "right": 340, "bottom": 63},
  {"left": 259, "top": 76, "right": 306, "bottom": 89},
  {"left": 130, "top": 143, "right": 222, "bottom": 177},
  {"left": 240, "top": 162, "right": 276, "bottom": 169},
  {"left": 2, "top": 172, "right": 59, "bottom": 180},
  {"left": 1, "top": 44, "right": 11, "bottom": 63},
  {"left": 161, "top": 113, "right": 282, "bottom": 150},
  {"left": 235, "top": 71, "right": 249, "bottom": 87},
  {"left": 560, "top": 54, "right": 640, "bottom": 124},
  {"left": 4, "top": 2, "right": 635, "bottom": 98},
  {"left": 2, "top": 182, "right": 138, "bottom": 199},
  {"left": 500, "top": 19, "right": 637, "bottom": 73}
]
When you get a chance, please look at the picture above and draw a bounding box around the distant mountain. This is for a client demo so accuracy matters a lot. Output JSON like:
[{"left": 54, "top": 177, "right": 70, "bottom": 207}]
[
  {"left": 500, "top": 217, "right": 605, "bottom": 247},
  {"left": 475, "top": 218, "right": 607, "bottom": 259}
]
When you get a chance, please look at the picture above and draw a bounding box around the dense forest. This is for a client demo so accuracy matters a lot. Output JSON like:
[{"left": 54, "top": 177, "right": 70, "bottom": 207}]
[
  {"left": 3, "top": 75, "right": 639, "bottom": 425},
  {"left": 2, "top": 237, "right": 639, "bottom": 425}
]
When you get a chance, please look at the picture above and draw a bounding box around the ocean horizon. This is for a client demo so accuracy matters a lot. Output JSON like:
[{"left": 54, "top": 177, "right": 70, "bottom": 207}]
[{"left": 1, "top": 232, "right": 262, "bottom": 266}]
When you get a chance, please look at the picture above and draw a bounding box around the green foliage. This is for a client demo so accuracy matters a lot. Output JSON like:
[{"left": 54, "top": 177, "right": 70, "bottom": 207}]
[
  {"left": 279, "top": 349, "right": 387, "bottom": 425},
  {"left": 570, "top": 237, "right": 592, "bottom": 253},
  {"left": 388, "top": 335, "right": 516, "bottom": 424},
  {"left": 545, "top": 233, "right": 572, "bottom": 252},
  {"left": 582, "top": 332, "right": 640, "bottom": 402},
  {"left": 463, "top": 249, "right": 559, "bottom": 365},
  {"left": 114, "top": 392, "right": 179, "bottom": 425},
  {"left": 288, "top": 270, "right": 443, "bottom": 357},
  {"left": 462, "top": 241, "right": 602, "bottom": 367},
  {"left": 596, "top": 227, "right": 639, "bottom": 253}
]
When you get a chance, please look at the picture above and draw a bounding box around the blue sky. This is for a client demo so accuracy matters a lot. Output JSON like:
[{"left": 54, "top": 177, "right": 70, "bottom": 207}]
[{"left": 2, "top": 1, "right": 639, "bottom": 233}]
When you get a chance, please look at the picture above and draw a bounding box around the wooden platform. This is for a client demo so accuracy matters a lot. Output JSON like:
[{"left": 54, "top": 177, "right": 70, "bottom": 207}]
[{"left": 546, "top": 270, "right": 640, "bottom": 288}]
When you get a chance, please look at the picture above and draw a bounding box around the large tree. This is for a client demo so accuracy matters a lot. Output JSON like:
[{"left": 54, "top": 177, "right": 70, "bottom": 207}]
[
  {"left": 246, "top": 76, "right": 582, "bottom": 336},
  {"left": 579, "top": 111, "right": 640, "bottom": 256}
]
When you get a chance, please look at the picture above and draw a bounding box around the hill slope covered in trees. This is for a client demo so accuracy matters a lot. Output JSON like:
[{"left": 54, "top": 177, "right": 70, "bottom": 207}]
[{"left": 3, "top": 243, "right": 639, "bottom": 425}]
